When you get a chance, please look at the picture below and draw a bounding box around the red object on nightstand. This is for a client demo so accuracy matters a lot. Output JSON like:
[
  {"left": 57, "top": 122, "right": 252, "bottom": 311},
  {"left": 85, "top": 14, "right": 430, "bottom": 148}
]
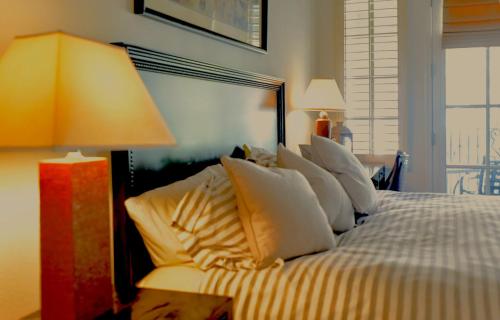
[
  {"left": 40, "top": 157, "right": 112, "bottom": 319},
  {"left": 315, "top": 118, "right": 331, "bottom": 138}
]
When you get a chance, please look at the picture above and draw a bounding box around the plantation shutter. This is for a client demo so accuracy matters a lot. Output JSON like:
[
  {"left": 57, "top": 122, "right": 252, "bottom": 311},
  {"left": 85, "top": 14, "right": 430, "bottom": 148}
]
[{"left": 344, "top": 0, "right": 399, "bottom": 155}]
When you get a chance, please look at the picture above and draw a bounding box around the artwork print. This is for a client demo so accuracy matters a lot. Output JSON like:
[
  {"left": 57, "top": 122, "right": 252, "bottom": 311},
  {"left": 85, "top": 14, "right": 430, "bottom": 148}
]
[{"left": 135, "top": 0, "right": 268, "bottom": 52}]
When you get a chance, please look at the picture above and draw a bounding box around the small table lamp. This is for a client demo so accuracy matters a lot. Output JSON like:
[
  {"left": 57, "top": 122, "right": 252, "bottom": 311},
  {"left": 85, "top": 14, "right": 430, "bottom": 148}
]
[
  {"left": 0, "top": 32, "right": 176, "bottom": 319},
  {"left": 302, "top": 79, "right": 346, "bottom": 139}
]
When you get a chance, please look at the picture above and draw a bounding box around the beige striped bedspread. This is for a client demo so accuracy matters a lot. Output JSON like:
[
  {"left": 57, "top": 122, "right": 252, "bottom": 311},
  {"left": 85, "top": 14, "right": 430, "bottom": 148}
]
[{"left": 199, "top": 191, "right": 500, "bottom": 320}]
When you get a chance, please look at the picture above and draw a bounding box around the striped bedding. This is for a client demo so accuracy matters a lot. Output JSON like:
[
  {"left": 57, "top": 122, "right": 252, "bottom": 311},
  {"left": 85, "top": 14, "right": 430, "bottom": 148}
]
[
  {"left": 171, "top": 173, "right": 256, "bottom": 271},
  {"left": 199, "top": 191, "right": 500, "bottom": 320}
]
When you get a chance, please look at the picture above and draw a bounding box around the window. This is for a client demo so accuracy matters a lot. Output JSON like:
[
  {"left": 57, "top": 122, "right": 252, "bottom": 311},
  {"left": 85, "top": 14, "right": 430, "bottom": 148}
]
[
  {"left": 445, "top": 47, "right": 500, "bottom": 195},
  {"left": 344, "top": 0, "right": 399, "bottom": 155}
]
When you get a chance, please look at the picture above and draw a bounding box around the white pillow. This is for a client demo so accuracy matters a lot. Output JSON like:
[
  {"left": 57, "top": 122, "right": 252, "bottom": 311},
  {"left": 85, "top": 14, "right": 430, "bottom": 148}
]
[
  {"left": 243, "top": 144, "right": 277, "bottom": 167},
  {"left": 277, "top": 144, "right": 355, "bottom": 232},
  {"left": 170, "top": 173, "right": 257, "bottom": 270},
  {"left": 124, "top": 165, "right": 224, "bottom": 266},
  {"left": 310, "top": 135, "right": 378, "bottom": 214},
  {"left": 221, "top": 156, "right": 336, "bottom": 268},
  {"left": 299, "top": 144, "right": 313, "bottom": 161},
  {"left": 136, "top": 264, "right": 204, "bottom": 292}
]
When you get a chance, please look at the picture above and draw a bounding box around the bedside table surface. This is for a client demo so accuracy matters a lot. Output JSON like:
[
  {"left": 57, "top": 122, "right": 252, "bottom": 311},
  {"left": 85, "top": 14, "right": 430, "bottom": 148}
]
[
  {"left": 115, "top": 288, "right": 233, "bottom": 320},
  {"left": 22, "top": 289, "right": 233, "bottom": 320}
]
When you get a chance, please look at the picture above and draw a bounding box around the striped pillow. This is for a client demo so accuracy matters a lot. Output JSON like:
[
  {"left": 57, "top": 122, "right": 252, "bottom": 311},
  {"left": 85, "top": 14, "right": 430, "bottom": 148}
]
[
  {"left": 243, "top": 144, "right": 277, "bottom": 167},
  {"left": 171, "top": 172, "right": 258, "bottom": 271}
]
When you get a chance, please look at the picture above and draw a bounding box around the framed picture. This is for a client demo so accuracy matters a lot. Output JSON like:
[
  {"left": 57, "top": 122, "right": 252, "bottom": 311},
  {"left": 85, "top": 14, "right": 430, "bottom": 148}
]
[{"left": 134, "top": 0, "right": 268, "bottom": 53}]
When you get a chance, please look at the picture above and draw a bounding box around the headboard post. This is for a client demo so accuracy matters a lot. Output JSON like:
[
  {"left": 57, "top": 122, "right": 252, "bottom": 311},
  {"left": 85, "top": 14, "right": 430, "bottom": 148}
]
[
  {"left": 277, "top": 83, "right": 286, "bottom": 145},
  {"left": 111, "top": 43, "right": 286, "bottom": 303},
  {"left": 111, "top": 151, "right": 155, "bottom": 303}
]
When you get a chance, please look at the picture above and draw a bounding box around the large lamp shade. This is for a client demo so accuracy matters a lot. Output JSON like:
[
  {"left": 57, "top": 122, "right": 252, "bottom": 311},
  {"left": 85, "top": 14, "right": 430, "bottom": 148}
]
[
  {"left": 302, "top": 79, "right": 345, "bottom": 111},
  {"left": 0, "top": 32, "right": 175, "bottom": 149}
]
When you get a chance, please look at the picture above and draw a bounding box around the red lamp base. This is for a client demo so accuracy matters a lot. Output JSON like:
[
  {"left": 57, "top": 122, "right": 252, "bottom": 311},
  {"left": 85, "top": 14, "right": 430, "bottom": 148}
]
[
  {"left": 315, "top": 118, "right": 331, "bottom": 138},
  {"left": 40, "top": 156, "right": 112, "bottom": 319}
]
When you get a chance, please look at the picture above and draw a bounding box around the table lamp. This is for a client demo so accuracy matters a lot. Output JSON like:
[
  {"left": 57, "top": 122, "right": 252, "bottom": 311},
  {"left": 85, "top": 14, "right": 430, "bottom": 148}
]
[
  {"left": 302, "top": 79, "right": 346, "bottom": 139},
  {"left": 0, "top": 32, "right": 176, "bottom": 319}
]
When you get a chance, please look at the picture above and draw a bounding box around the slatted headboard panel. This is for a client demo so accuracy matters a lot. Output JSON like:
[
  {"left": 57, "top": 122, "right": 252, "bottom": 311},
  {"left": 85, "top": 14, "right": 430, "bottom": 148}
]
[{"left": 110, "top": 43, "right": 285, "bottom": 303}]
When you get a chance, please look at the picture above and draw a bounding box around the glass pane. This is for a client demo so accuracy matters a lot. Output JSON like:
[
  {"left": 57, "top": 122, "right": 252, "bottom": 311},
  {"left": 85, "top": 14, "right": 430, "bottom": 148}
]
[
  {"left": 374, "top": 103, "right": 398, "bottom": 117},
  {"left": 346, "top": 36, "right": 368, "bottom": 46},
  {"left": 374, "top": 34, "right": 397, "bottom": 44},
  {"left": 346, "top": 28, "right": 369, "bottom": 37},
  {"left": 374, "top": 50, "right": 397, "bottom": 60},
  {"left": 346, "top": 67, "right": 370, "bottom": 78},
  {"left": 345, "top": 79, "right": 370, "bottom": 118},
  {"left": 491, "top": 107, "right": 500, "bottom": 196},
  {"left": 490, "top": 47, "right": 500, "bottom": 104},
  {"left": 446, "top": 48, "right": 486, "bottom": 106},
  {"left": 345, "top": 1, "right": 368, "bottom": 14},
  {"left": 374, "top": 0, "right": 397, "bottom": 10},
  {"left": 346, "top": 106, "right": 370, "bottom": 119},
  {"left": 374, "top": 82, "right": 397, "bottom": 93},
  {"left": 488, "top": 167, "right": 500, "bottom": 195},
  {"left": 491, "top": 108, "right": 500, "bottom": 162},
  {"left": 447, "top": 168, "right": 483, "bottom": 195},
  {"left": 375, "top": 91, "right": 398, "bottom": 101},
  {"left": 345, "top": 18, "right": 368, "bottom": 29},
  {"left": 373, "top": 42, "right": 397, "bottom": 52},
  {"left": 344, "top": 119, "right": 369, "bottom": 154},
  {"left": 374, "top": 25, "right": 397, "bottom": 34},
  {"left": 374, "top": 67, "right": 398, "bottom": 77},
  {"left": 374, "top": 119, "right": 399, "bottom": 154},
  {"left": 346, "top": 44, "right": 369, "bottom": 56},
  {"left": 347, "top": 51, "right": 369, "bottom": 61},
  {"left": 446, "top": 108, "right": 486, "bottom": 165},
  {"left": 483, "top": 166, "right": 500, "bottom": 196}
]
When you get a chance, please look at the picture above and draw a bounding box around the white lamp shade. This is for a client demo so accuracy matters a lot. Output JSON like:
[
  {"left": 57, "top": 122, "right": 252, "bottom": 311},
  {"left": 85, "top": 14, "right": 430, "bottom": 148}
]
[
  {"left": 302, "top": 79, "right": 345, "bottom": 111},
  {"left": 0, "top": 32, "right": 175, "bottom": 149}
]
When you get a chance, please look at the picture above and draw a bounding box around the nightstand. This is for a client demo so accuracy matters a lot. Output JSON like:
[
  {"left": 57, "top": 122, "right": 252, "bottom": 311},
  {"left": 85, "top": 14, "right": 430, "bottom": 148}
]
[
  {"left": 115, "top": 289, "right": 233, "bottom": 320},
  {"left": 21, "top": 289, "right": 233, "bottom": 320}
]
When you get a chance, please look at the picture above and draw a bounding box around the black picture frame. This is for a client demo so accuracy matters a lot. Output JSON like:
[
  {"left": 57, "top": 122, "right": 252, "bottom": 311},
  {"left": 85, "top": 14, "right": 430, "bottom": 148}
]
[{"left": 134, "top": 0, "right": 268, "bottom": 53}]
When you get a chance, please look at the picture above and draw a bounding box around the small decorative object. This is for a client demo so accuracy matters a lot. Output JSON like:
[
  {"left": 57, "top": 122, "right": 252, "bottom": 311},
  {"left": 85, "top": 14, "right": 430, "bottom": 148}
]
[
  {"left": 0, "top": 32, "right": 176, "bottom": 319},
  {"left": 333, "top": 121, "right": 353, "bottom": 152},
  {"left": 302, "top": 79, "right": 346, "bottom": 139},
  {"left": 135, "top": 0, "right": 268, "bottom": 52},
  {"left": 316, "top": 111, "right": 332, "bottom": 138}
]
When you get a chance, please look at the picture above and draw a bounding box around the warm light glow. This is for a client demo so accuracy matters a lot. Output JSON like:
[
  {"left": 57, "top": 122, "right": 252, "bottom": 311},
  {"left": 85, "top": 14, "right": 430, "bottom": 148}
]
[
  {"left": 39, "top": 156, "right": 112, "bottom": 318},
  {"left": 302, "top": 79, "right": 345, "bottom": 111},
  {"left": 0, "top": 32, "right": 176, "bottom": 149}
]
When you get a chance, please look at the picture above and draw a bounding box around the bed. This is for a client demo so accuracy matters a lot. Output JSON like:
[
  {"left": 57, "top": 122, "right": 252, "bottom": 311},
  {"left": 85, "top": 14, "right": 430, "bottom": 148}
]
[{"left": 111, "top": 44, "right": 500, "bottom": 319}]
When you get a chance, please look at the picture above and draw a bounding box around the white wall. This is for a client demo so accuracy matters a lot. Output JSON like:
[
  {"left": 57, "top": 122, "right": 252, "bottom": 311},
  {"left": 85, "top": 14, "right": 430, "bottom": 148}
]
[
  {"left": 0, "top": 1, "right": 324, "bottom": 318},
  {"left": 313, "top": 0, "right": 344, "bottom": 88}
]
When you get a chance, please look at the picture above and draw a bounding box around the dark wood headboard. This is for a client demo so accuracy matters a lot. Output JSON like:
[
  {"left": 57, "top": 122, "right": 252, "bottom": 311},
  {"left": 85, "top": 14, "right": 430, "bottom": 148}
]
[{"left": 110, "top": 43, "right": 286, "bottom": 303}]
